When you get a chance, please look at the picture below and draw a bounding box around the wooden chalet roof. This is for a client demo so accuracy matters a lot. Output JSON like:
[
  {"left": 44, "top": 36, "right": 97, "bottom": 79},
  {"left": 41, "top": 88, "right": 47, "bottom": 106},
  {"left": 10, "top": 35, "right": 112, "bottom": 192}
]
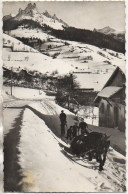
[
  {"left": 97, "top": 86, "right": 122, "bottom": 98},
  {"left": 102, "top": 66, "right": 125, "bottom": 89},
  {"left": 94, "top": 66, "right": 125, "bottom": 104}
]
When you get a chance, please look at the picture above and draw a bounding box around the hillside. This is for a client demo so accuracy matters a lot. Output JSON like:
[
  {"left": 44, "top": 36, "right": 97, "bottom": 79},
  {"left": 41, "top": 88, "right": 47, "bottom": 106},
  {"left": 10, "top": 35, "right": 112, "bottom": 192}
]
[
  {"left": 3, "top": 3, "right": 125, "bottom": 53},
  {"left": 3, "top": 32, "right": 125, "bottom": 91},
  {"left": 3, "top": 3, "right": 68, "bottom": 31},
  {"left": 3, "top": 33, "right": 75, "bottom": 75}
]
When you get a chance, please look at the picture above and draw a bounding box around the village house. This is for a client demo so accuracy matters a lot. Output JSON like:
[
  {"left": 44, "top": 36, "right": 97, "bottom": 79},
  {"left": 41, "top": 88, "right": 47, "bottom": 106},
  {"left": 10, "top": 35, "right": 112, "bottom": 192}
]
[{"left": 94, "top": 66, "right": 125, "bottom": 131}]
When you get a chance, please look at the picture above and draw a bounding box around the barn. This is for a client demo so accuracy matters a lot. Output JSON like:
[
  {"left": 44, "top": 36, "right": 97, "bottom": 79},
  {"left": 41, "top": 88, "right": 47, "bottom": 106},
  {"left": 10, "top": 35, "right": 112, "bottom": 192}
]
[{"left": 94, "top": 66, "right": 125, "bottom": 131}]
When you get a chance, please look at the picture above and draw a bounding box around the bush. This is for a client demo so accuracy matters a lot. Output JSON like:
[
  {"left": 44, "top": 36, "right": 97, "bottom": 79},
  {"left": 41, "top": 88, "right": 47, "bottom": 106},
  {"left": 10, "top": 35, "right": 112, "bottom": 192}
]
[{"left": 55, "top": 91, "right": 67, "bottom": 106}]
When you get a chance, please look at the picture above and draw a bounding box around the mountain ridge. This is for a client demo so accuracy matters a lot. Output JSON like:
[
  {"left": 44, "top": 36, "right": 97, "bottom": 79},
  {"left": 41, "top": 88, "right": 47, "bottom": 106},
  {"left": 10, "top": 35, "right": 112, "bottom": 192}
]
[
  {"left": 3, "top": 3, "right": 125, "bottom": 53},
  {"left": 94, "top": 26, "right": 124, "bottom": 35},
  {"left": 11, "top": 3, "right": 69, "bottom": 30},
  {"left": 93, "top": 26, "right": 125, "bottom": 42}
]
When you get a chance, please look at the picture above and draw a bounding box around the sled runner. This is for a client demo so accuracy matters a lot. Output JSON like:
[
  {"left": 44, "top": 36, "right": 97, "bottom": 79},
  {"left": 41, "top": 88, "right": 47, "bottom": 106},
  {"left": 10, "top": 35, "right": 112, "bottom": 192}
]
[{"left": 59, "top": 132, "right": 110, "bottom": 171}]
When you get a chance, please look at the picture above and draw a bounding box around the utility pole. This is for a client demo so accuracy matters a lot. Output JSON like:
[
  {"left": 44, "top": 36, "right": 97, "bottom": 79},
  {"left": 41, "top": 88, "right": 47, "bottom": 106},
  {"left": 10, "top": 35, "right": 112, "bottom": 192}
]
[
  {"left": 10, "top": 67, "right": 13, "bottom": 96},
  {"left": 67, "top": 94, "right": 70, "bottom": 110},
  {"left": 68, "top": 73, "right": 73, "bottom": 110}
]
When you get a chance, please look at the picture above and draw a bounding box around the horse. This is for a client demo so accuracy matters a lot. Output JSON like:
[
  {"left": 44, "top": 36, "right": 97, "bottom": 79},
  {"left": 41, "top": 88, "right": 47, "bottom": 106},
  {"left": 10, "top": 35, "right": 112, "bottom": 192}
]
[{"left": 70, "top": 132, "right": 110, "bottom": 171}]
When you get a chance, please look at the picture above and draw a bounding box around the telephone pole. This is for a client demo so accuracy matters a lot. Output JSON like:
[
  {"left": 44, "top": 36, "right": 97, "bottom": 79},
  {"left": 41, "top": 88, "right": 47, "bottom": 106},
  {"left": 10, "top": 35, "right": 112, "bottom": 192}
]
[
  {"left": 67, "top": 94, "right": 70, "bottom": 110},
  {"left": 10, "top": 67, "right": 13, "bottom": 96}
]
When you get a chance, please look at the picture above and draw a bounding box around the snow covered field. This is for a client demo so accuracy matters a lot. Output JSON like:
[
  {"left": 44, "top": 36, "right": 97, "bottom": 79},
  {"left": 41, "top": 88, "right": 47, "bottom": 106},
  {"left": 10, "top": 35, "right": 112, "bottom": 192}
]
[
  {"left": 3, "top": 33, "right": 75, "bottom": 75},
  {"left": 3, "top": 86, "right": 46, "bottom": 100},
  {"left": 7, "top": 29, "right": 125, "bottom": 71}
]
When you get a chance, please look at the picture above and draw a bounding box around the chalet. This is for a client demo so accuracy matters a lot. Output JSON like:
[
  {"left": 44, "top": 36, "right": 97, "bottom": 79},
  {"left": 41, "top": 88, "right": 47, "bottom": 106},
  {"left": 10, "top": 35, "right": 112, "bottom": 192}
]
[{"left": 94, "top": 66, "right": 125, "bottom": 131}]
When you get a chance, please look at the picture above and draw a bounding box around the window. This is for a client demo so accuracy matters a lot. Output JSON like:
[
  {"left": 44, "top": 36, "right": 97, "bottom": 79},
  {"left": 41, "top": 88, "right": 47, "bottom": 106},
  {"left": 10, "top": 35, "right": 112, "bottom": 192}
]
[{"left": 101, "top": 103, "right": 104, "bottom": 114}]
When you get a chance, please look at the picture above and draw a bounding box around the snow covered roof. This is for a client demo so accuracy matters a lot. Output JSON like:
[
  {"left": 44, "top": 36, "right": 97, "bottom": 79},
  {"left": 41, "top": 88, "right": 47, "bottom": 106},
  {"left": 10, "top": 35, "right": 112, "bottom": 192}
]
[
  {"left": 73, "top": 72, "right": 111, "bottom": 91},
  {"left": 114, "top": 65, "right": 125, "bottom": 75},
  {"left": 97, "top": 86, "right": 122, "bottom": 98},
  {"left": 102, "top": 66, "right": 125, "bottom": 90}
]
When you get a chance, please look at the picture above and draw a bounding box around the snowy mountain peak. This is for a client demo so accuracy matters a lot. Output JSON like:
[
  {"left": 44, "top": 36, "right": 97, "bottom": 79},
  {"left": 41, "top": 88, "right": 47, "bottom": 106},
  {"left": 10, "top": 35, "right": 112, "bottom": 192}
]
[
  {"left": 26, "top": 2, "right": 37, "bottom": 9},
  {"left": 94, "top": 26, "right": 115, "bottom": 35},
  {"left": 100, "top": 26, "right": 115, "bottom": 34},
  {"left": 17, "top": 3, "right": 38, "bottom": 17},
  {"left": 3, "top": 14, "right": 12, "bottom": 21},
  {"left": 43, "top": 10, "right": 51, "bottom": 18},
  {"left": 13, "top": 3, "right": 68, "bottom": 30},
  {"left": 94, "top": 26, "right": 124, "bottom": 35}
]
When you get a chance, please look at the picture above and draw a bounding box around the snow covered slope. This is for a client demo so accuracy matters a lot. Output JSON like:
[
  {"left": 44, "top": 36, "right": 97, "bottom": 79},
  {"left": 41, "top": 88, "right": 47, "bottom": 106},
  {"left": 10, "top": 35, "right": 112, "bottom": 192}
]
[
  {"left": 3, "top": 33, "right": 75, "bottom": 75},
  {"left": 3, "top": 32, "right": 125, "bottom": 91},
  {"left": 18, "top": 108, "right": 126, "bottom": 192},
  {"left": 3, "top": 33, "right": 38, "bottom": 53},
  {"left": 7, "top": 28, "right": 125, "bottom": 74}
]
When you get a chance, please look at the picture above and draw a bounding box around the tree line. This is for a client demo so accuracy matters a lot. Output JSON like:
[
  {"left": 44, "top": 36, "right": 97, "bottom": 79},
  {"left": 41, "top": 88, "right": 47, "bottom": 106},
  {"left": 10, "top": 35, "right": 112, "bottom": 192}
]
[{"left": 3, "top": 18, "right": 125, "bottom": 53}]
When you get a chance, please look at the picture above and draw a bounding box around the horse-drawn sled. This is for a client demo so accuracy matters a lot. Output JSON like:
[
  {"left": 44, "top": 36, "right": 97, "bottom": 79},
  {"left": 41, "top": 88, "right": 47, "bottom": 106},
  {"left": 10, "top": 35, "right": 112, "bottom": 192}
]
[{"left": 59, "top": 131, "right": 110, "bottom": 171}]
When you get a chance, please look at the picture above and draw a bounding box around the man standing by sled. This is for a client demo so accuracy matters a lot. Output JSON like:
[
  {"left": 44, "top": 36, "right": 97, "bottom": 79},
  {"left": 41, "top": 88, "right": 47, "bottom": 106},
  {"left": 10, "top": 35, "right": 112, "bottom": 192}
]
[
  {"left": 78, "top": 118, "right": 89, "bottom": 135},
  {"left": 59, "top": 110, "right": 67, "bottom": 137}
]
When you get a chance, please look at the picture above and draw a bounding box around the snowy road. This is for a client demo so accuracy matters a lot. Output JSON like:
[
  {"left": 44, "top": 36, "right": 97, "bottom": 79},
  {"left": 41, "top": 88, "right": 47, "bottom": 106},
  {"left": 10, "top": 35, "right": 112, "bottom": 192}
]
[
  {"left": 3, "top": 97, "right": 126, "bottom": 192},
  {"left": 19, "top": 106, "right": 126, "bottom": 192}
]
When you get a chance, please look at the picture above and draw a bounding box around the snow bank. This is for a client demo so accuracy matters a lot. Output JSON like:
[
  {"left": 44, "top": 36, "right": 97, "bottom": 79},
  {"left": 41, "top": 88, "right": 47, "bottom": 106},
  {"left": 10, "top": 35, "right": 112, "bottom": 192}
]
[{"left": 19, "top": 108, "right": 95, "bottom": 192}]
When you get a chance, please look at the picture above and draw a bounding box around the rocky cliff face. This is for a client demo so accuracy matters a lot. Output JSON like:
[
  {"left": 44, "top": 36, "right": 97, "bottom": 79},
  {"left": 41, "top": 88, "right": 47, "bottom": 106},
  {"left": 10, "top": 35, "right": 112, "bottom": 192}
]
[
  {"left": 12, "top": 3, "right": 68, "bottom": 29},
  {"left": 16, "top": 3, "right": 37, "bottom": 17}
]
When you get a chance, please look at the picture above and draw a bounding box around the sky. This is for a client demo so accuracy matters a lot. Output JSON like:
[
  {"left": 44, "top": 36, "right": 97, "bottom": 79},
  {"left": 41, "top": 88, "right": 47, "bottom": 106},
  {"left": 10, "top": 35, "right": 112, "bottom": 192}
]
[{"left": 2, "top": 1, "right": 125, "bottom": 31}]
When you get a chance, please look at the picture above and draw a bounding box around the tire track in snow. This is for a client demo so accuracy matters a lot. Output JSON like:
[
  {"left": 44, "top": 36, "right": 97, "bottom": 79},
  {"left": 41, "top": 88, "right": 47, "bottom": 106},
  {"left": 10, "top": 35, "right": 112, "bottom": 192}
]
[
  {"left": 40, "top": 100, "right": 57, "bottom": 115},
  {"left": 42, "top": 100, "right": 58, "bottom": 115}
]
